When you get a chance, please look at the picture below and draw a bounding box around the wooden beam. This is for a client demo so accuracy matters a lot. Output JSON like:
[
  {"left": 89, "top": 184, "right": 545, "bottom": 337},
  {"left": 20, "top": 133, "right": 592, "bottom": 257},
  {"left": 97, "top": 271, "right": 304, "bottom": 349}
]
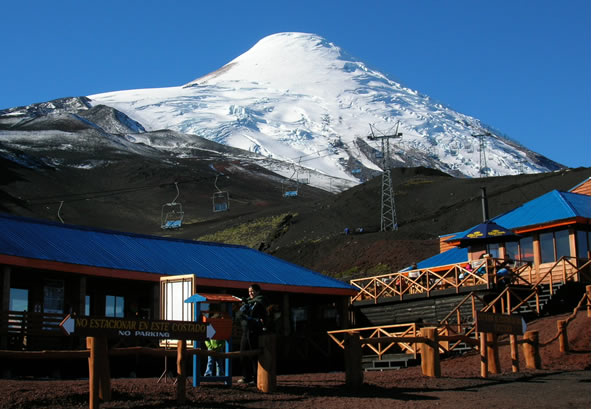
[
  {"left": 176, "top": 340, "right": 186, "bottom": 404},
  {"left": 420, "top": 327, "right": 440, "bottom": 378},
  {"left": 257, "top": 334, "right": 277, "bottom": 393},
  {"left": 522, "top": 330, "right": 541, "bottom": 369},
  {"left": 344, "top": 333, "right": 363, "bottom": 388}
]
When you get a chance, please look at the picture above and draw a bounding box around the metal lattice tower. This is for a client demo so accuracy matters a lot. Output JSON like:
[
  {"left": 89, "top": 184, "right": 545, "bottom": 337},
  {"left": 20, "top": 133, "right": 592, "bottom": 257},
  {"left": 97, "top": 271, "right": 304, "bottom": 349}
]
[
  {"left": 367, "top": 123, "right": 402, "bottom": 231},
  {"left": 473, "top": 133, "right": 489, "bottom": 178}
]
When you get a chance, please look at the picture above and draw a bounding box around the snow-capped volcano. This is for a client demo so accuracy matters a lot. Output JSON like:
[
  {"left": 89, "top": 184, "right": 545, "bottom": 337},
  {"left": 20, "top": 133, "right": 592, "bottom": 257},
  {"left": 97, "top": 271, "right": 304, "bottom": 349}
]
[{"left": 86, "top": 32, "right": 560, "bottom": 187}]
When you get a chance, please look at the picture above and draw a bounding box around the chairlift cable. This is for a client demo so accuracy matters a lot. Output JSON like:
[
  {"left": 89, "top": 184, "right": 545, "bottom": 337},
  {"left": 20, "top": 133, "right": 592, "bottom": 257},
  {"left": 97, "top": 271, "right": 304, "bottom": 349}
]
[{"left": 57, "top": 201, "right": 64, "bottom": 224}]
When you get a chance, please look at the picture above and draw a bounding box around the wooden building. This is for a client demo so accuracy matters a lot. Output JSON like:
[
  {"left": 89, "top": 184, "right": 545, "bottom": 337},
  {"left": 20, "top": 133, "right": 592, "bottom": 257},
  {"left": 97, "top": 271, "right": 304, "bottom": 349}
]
[
  {"left": 0, "top": 214, "right": 356, "bottom": 373},
  {"left": 351, "top": 181, "right": 591, "bottom": 328}
]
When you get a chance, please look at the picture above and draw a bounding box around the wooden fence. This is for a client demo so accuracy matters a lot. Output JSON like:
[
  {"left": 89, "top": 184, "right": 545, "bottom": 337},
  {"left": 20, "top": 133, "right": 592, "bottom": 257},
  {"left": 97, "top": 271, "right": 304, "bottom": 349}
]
[
  {"left": 350, "top": 258, "right": 524, "bottom": 303},
  {"left": 331, "top": 283, "right": 591, "bottom": 362},
  {"left": 343, "top": 288, "right": 590, "bottom": 386},
  {"left": 350, "top": 256, "right": 589, "bottom": 304},
  {"left": 0, "top": 334, "right": 277, "bottom": 409}
]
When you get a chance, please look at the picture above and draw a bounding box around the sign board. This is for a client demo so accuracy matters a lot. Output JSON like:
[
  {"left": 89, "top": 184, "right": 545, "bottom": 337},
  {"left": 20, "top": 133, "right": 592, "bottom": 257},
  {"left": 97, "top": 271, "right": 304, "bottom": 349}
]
[
  {"left": 476, "top": 312, "right": 526, "bottom": 335},
  {"left": 59, "top": 315, "right": 213, "bottom": 340}
]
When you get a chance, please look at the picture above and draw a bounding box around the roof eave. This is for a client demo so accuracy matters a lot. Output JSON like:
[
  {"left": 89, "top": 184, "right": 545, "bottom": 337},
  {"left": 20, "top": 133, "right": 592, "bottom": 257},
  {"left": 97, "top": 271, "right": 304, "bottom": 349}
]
[
  {"left": 0, "top": 254, "right": 357, "bottom": 296},
  {"left": 513, "top": 217, "right": 590, "bottom": 234},
  {"left": 0, "top": 254, "right": 162, "bottom": 282}
]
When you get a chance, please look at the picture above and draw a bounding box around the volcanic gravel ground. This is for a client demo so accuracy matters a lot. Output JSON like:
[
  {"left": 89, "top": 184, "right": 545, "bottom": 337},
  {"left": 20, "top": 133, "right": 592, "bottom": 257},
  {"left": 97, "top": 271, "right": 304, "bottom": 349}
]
[{"left": 1, "top": 311, "right": 589, "bottom": 409}]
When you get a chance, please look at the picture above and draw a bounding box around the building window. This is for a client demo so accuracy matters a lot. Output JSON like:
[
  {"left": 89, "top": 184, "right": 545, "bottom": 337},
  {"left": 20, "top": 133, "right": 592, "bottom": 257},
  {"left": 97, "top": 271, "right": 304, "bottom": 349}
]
[
  {"left": 9, "top": 288, "right": 28, "bottom": 311},
  {"left": 105, "top": 295, "right": 125, "bottom": 318},
  {"left": 577, "top": 230, "right": 591, "bottom": 260},
  {"left": 486, "top": 243, "right": 499, "bottom": 258},
  {"left": 519, "top": 236, "right": 534, "bottom": 261},
  {"left": 540, "top": 232, "right": 555, "bottom": 263},
  {"left": 539, "top": 229, "right": 571, "bottom": 263},
  {"left": 162, "top": 278, "right": 193, "bottom": 321},
  {"left": 555, "top": 230, "right": 571, "bottom": 259},
  {"left": 505, "top": 241, "right": 519, "bottom": 260},
  {"left": 43, "top": 280, "right": 64, "bottom": 314},
  {"left": 85, "top": 295, "right": 91, "bottom": 316}
]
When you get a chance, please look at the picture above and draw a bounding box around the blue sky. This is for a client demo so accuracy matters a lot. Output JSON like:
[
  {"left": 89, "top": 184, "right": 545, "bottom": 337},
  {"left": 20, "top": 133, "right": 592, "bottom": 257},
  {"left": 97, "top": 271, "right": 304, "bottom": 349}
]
[{"left": 1, "top": 1, "right": 590, "bottom": 168}]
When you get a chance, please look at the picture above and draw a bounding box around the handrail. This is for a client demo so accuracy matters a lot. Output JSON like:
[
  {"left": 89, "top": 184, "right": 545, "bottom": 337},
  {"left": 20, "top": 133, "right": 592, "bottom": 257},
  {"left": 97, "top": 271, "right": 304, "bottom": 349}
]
[
  {"left": 532, "top": 257, "right": 590, "bottom": 294},
  {"left": 350, "top": 260, "right": 495, "bottom": 303},
  {"left": 350, "top": 256, "right": 590, "bottom": 304},
  {"left": 1, "top": 310, "right": 64, "bottom": 335},
  {"left": 328, "top": 323, "right": 421, "bottom": 359}
]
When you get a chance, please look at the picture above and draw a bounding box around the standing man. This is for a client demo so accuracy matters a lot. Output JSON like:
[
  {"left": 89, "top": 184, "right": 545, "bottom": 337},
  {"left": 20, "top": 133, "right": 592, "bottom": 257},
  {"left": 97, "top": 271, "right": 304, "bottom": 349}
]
[{"left": 237, "top": 283, "right": 267, "bottom": 385}]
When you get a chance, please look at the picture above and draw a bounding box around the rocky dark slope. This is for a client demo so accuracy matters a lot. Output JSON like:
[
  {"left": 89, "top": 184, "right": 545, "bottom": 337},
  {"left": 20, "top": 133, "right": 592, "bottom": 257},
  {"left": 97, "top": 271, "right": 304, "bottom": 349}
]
[{"left": 0, "top": 141, "right": 589, "bottom": 280}]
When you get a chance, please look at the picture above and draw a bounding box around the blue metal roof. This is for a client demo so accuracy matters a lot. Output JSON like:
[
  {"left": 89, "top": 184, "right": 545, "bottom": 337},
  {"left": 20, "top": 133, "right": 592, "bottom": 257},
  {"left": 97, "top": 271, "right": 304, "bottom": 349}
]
[
  {"left": 491, "top": 190, "right": 590, "bottom": 230},
  {"left": 417, "top": 247, "right": 468, "bottom": 269},
  {"left": 416, "top": 190, "right": 590, "bottom": 270},
  {"left": 447, "top": 190, "right": 590, "bottom": 241},
  {"left": 0, "top": 214, "right": 355, "bottom": 292}
]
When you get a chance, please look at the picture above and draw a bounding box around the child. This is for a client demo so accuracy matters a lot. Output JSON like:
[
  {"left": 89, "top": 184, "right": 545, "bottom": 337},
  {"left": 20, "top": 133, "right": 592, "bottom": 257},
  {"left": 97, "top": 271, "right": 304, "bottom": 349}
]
[{"left": 204, "top": 338, "right": 225, "bottom": 376}]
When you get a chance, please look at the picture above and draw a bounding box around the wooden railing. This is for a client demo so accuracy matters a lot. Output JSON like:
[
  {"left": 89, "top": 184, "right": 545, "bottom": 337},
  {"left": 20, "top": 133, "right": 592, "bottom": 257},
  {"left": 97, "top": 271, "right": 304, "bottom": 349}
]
[
  {"left": 350, "top": 258, "right": 533, "bottom": 303},
  {"left": 532, "top": 256, "right": 591, "bottom": 295},
  {"left": 436, "top": 257, "right": 591, "bottom": 350},
  {"left": 327, "top": 323, "right": 421, "bottom": 359},
  {"left": 1, "top": 311, "right": 64, "bottom": 337},
  {"left": 336, "top": 256, "right": 591, "bottom": 360}
]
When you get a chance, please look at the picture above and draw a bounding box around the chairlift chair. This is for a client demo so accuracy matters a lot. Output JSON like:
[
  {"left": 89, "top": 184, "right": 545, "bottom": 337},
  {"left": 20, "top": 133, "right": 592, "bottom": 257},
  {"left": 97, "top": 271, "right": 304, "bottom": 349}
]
[
  {"left": 282, "top": 167, "right": 299, "bottom": 198},
  {"left": 212, "top": 191, "right": 229, "bottom": 212},
  {"left": 161, "top": 182, "right": 184, "bottom": 229},
  {"left": 212, "top": 174, "right": 230, "bottom": 212}
]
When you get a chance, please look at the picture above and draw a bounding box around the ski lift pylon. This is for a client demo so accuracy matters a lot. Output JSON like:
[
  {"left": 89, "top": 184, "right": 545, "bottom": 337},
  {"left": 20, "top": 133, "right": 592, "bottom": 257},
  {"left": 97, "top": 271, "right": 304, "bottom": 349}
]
[
  {"left": 161, "top": 182, "right": 184, "bottom": 229},
  {"left": 212, "top": 174, "right": 229, "bottom": 212}
]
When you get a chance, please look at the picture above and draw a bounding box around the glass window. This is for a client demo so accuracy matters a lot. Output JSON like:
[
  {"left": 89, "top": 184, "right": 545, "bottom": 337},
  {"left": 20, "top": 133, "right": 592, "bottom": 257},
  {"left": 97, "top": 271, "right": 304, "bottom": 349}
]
[
  {"left": 554, "top": 230, "right": 571, "bottom": 259},
  {"left": 487, "top": 243, "right": 499, "bottom": 258},
  {"left": 9, "top": 288, "right": 28, "bottom": 311},
  {"left": 163, "top": 279, "right": 193, "bottom": 321},
  {"left": 85, "top": 295, "right": 90, "bottom": 316},
  {"left": 43, "top": 280, "right": 64, "bottom": 314},
  {"left": 519, "top": 237, "right": 534, "bottom": 261},
  {"left": 105, "top": 295, "right": 125, "bottom": 318},
  {"left": 577, "top": 230, "right": 591, "bottom": 259},
  {"left": 505, "top": 241, "right": 519, "bottom": 260},
  {"left": 540, "top": 232, "right": 555, "bottom": 263}
]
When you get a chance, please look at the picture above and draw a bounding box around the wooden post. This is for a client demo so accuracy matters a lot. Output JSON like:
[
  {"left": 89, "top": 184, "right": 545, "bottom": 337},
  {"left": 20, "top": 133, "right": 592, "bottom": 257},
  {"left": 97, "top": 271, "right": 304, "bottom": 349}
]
[
  {"left": 557, "top": 320, "right": 569, "bottom": 353},
  {"left": 510, "top": 335, "right": 519, "bottom": 373},
  {"left": 344, "top": 333, "right": 362, "bottom": 388},
  {"left": 522, "top": 330, "right": 541, "bottom": 369},
  {"left": 420, "top": 327, "right": 440, "bottom": 378},
  {"left": 176, "top": 341, "right": 186, "bottom": 405},
  {"left": 257, "top": 334, "right": 277, "bottom": 393},
  {"left": 487, "top": 332, "right": 501, "bottom": 374},
  {"left": 480, "top": 332, "right": 488, "bottom": 378},
  {"left": 87, "top": 337, "right": 100, "bottom": 409},
  {"left": 96, "top": 337, "right": 111, "bottom": 402}
]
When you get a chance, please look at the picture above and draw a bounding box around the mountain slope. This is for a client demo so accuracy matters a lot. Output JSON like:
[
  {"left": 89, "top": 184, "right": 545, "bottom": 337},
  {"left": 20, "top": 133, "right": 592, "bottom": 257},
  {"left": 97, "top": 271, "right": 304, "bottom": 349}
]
[{"left": 89, "top": 32, "right": 562, "bottom": 188}]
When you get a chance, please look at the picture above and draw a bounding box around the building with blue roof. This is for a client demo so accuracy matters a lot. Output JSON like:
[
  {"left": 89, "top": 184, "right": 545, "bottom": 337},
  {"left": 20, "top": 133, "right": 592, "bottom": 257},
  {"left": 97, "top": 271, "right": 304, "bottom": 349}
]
[
  {"left": 0, "top": 213, "right": 355, "bottom": 353},
  {"left": 349, "top": 179, "right": 590, "bottom": 324},
  {"left": 444, "top": 188, "right": 590, "bottom": 272}
]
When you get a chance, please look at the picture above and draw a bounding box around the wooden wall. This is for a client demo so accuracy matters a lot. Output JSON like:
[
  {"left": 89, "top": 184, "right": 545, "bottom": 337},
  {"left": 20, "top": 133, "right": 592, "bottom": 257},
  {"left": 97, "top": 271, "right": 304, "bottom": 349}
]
[{"left": 353, "top": 288, "right": 492, "bottom": 328}]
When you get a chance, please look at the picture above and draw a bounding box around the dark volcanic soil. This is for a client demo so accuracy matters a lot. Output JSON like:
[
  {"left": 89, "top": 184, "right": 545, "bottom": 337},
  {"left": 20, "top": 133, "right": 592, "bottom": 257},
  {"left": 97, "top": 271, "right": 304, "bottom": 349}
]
[
  {"left": 0, "top": 150, "right": 590, "bottom": 278},
  {"left": 1, "top": 311, "right": 589, "bottom": 409}
]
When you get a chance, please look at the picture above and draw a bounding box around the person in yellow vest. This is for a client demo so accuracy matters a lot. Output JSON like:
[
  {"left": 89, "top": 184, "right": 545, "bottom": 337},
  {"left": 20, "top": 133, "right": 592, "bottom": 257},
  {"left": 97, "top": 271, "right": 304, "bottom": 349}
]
[{"left": 204, "top": 338, "right": 225, "bottom": 376}]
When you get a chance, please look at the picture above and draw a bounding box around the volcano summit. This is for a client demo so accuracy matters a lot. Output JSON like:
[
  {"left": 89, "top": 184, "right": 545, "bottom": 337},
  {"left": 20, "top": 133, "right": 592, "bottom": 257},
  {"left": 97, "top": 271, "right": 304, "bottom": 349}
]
[{"left": 88, "top": 32, "right": 562, "bottom": 188}]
